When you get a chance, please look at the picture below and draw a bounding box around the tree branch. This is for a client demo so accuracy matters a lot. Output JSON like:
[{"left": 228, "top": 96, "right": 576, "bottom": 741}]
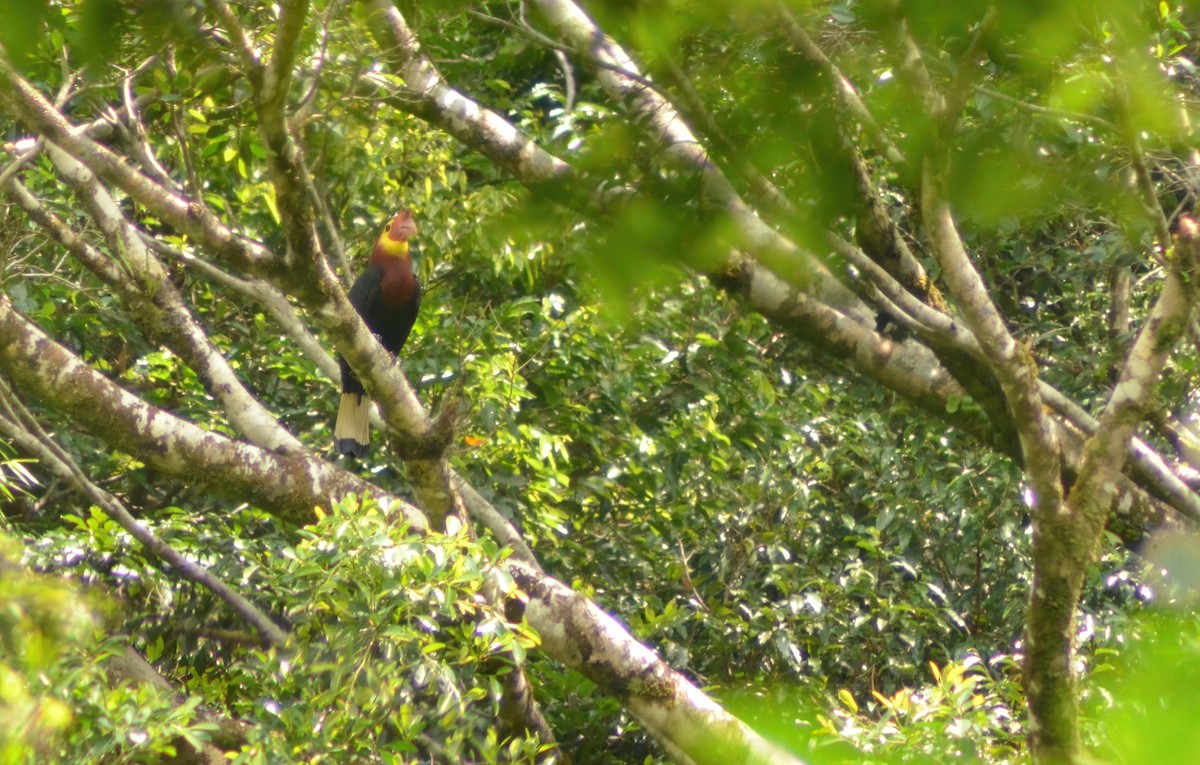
[
  {"left": 0, "top": 295, "right": 424, "bottom": 528},
  {"left": 16, "top": 143, "right": 305, "bottom": 454},
  {"left": 0, "top": 380, "right": 289, "bottom": 647},
  {"left": 510, "top": 562, "right": 806, "bottom": 765},
  {"left": 775, "top": 4, "right": 906, "bottom": 166}
]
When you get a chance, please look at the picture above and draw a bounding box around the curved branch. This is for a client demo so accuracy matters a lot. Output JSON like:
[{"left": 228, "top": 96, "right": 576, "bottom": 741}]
[
  {"left": 363, "top": 1, "right": 587, "bottom": 201},
  {"left": 530, "top": 0, "right": 855, "bottom": 307},
  {"left": 140, "top": 234, "right": 343, "bottom": 383}
]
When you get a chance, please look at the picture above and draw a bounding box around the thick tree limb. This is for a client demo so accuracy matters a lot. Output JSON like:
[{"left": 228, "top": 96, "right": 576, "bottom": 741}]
[
  {"left": 510, "top": 562, "right": 805, "bottom": 765},
  {"left": 920, "top": 161, "right": 1063, "bottom": 514},
  {"left": 530, "top": 0, "right": 861, "bottom": 314},
  {"left": 0, "top": 295, "right": 424, "bottom": 529},
  {"left": 363, "top": 1, "right": 586, "bottom": 200}
]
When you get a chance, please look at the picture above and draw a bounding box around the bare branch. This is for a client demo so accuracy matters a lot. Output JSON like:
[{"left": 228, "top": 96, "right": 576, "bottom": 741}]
[
  {"left": 921, "top": 161, "right": 1063, "bottom": 506},
  {"left": 454, "top": 470, "right": 541, "bottom": 571},
  {"left": 0, "top": 381, "right": 289, "bottom": 647},
  {"left": 363, "top": 1, "right": 586, "bottom": 199},
  {"left": 974, "top": 85, "right": 1119, "bottom": 133},
  {"left": 141, "top": 233, "right": 342, "bottom": 383},
  {"left": 1083, "top": 220, "right": 1200, "bottom": 498},
  {"left": 262, "top": 0, "right": 309, "bottom": 117},
  {"left": 0, "top": 57, "right": 279, "bottom": 276},
  {"left": 775, "top": 5, "right": 906, "bottom": 166},
  {"left": 510, "top": 562, "right": 807, "bottom": 765},
  {"left": 0, "top": 295, "right": 424, "bottom": 529},
  {"left": 529, "top": 0, "right": 841, "bottom": 282},
  {"left": 6, "top": 147, "right": 305, "bottom": 454},
  {"left": 207, "top": 0, "right": 261, "bottom": 72}
]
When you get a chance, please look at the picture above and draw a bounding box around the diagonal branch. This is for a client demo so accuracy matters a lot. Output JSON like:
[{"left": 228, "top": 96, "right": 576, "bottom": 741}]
[
  {"left": 10, "top": 143, "right": 305, "bottom": 454},
  {"left": 363, "top": 1, "right": 588, "bottom": 201},
  {"left": 921, "top": 159, "right": 1063, "bottom": 511},
  {"left": 509, "top": 562, "right": 806, "bottom": 765},
  {"left": 206, "top": 0, "right": 261, "bottom": 72},
  {"left": 139, "top": 233, "right": 342, "bottom": 383},
  {"left": 775, "top": 4, "right": 906, "bottom": 166},
  {"left": 262, "top": 0, "right": 309, "bottom": 121},
  {"left": 0, "top": 294, "right": 425, "bottom": 529},
  {"left": 0, "top": 57, "right": 278, "bottom": 276},
  {"left": 0, "top": 380, "right": 289, "bottom": 646},
  {"left": 529, "top": 0, "right": 849, "bottom": 295}
]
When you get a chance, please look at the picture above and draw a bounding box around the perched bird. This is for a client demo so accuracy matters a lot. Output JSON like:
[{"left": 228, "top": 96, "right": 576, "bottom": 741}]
[{"left": 334, "top": 209, "right": 422, "bottom": 457}]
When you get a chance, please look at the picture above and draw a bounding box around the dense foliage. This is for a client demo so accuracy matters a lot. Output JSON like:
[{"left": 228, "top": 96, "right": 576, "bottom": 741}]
[{"left": 2, "top": 1, "right": 1200, "bottom": 763}]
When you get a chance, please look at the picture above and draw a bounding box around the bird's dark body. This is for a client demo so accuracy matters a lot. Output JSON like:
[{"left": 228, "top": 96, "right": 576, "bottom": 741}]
[{"left": 338, "top": 260, "right": 422, "bottom": 397}]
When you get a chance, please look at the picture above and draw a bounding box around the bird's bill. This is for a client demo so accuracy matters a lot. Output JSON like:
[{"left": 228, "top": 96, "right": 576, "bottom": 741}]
[{"left": 388, "top": 209, "right": 419, "bottom": 241}]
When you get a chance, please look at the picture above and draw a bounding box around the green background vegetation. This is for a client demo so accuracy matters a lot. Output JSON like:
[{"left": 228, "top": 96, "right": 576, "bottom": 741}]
[{"left": 1, "top": 0, "right": 1199, "bottom": 762}]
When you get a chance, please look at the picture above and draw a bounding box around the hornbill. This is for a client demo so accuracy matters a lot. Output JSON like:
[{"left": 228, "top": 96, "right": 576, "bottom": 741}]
[{"left": 334, "top": 209, "right": 422, "bottom": 457}]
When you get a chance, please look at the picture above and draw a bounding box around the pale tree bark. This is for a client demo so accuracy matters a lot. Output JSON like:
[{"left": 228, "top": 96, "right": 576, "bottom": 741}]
[
  {"left": 511, "top": 562, "right": 803, "bottom": 765},
  {"left": 0, "top": 296, "right": 421, "bottom": 528},
  {"left": 29, "top": 143, "right": 305, "bottom": 454}
]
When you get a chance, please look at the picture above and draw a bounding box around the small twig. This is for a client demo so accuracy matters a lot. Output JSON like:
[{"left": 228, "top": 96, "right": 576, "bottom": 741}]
[
  {"left": 775, "top": 3, "right": 906, "bottom": 166},
  {"left": 119, "top": 57, "right": 176, "bottom": 186},
  {"left": 0, "top": 137, "right": 45, "bottom": 190},
  {"left": 165, "top": 48, "right": 202, "bottom": 197},
  {"left": 974, "top": 84, "right": 1119, "bottom": 132},
  {"left": 939, "top": 6, "right": 998, "bottom": 133}
]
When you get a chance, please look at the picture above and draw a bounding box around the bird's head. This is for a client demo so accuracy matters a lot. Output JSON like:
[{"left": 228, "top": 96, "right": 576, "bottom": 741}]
[{"left": 376, "top": 209, "right": 418, "bottom": 257}]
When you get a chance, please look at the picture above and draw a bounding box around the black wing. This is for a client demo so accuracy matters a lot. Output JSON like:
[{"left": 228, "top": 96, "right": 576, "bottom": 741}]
[
  {"left": 338, "top": 265, "right": 384, "bottom": 395},
  {"left": 347, "top": 264, "right": 384, "bottom": 329}
]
